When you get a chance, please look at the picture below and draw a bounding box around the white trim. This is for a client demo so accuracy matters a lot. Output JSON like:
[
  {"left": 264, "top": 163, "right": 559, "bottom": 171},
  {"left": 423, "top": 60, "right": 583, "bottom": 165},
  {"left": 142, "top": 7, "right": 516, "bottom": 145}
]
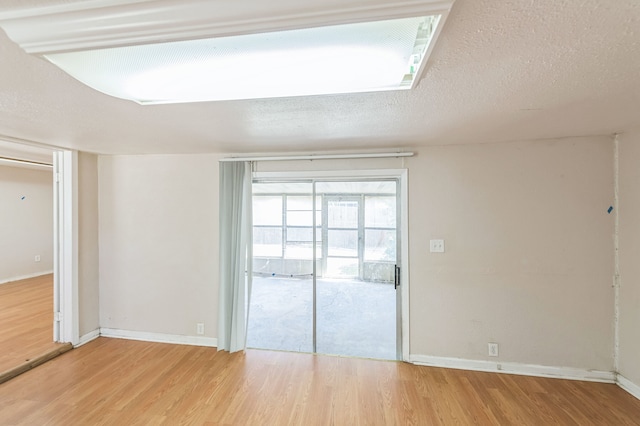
[
  {"left": 75, "top": 329, "right": 100, "bottom": 348},
  {"left": 52, "top": 153, "right": 60, "bottom": 342},
  {"left": 100, "top": 328, "right": 218, "bottom": 348},
  {"left": 617, "top": 374, "right": 640, "bottom": 400},
  {"left": 0, "top": 270, "right": 54, "bottom": 285},
  {"left": 0, "top": 0, "right": 454, "bottom": 55},
  {"left": 400, "top": 170, "right": 410, "bottom": 361},
  {"left": 53, "top": 150, "right": 79, "bottom": 345},
  {"left": 221, "top": 152, "right": 414, "bottom": 163},
  {"left": 409, "top": 354, "right": 616, "bottom": 383}
]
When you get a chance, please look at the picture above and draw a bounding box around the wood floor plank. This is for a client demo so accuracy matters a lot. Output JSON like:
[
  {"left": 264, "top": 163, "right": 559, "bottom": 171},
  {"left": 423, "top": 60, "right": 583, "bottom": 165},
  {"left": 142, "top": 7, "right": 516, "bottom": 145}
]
[
  {"left": 0, "top": 274, "right": 69, "bottom": 380},
  {"left": 0, "top": 337, "right": 639, "bottom": 425}
]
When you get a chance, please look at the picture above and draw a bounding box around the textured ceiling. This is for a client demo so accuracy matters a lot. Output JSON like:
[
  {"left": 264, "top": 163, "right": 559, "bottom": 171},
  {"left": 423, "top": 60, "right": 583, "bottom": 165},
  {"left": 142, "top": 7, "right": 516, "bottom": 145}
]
[{"left": 0, "top": 0, "right": 638, "bottom": 155}]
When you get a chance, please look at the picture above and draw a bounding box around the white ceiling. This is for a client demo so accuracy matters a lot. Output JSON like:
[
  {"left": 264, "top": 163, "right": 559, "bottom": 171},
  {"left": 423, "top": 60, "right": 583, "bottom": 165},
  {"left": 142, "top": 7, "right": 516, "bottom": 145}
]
[{"left": 0, "top": 0, "right": 638, "bottom": 156}]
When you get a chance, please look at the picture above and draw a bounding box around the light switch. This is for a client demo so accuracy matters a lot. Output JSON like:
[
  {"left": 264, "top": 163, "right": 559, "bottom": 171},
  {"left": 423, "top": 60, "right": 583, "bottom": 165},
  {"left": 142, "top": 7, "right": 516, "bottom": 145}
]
[{"left": 430, "top": 239, "right": 445, "bottom": 253}]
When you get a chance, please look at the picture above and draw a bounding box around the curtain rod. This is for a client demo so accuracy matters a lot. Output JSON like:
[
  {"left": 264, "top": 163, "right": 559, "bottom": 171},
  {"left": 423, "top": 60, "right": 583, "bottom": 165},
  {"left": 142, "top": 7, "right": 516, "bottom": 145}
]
[
  {"left": 0, "top": 156, "right": 53, "bottom": 168},
  {"left": 219, "top": 152, "right": 414, "bottom": 162}
]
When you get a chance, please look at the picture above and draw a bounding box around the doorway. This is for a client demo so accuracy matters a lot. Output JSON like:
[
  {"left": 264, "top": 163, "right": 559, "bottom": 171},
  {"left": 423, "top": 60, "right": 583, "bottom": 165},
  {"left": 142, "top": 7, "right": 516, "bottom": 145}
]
[
  {"left": 247, "top": 176, "right": 403, "bottom": 360},
  {"left": 0, "top": 142, "right": 74, "bottom": 381}
]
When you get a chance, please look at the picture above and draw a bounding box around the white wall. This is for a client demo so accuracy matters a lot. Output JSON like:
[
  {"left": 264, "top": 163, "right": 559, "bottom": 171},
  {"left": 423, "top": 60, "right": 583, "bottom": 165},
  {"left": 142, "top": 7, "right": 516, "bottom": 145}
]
[
  {"left": 617, "top": 127, "right": 640, "bottom": 388},
  {"left": 406, "top": 137, "right": 614, "bottom": 371},
  {"left": 78, "top": 152, "right": 100, "bottom": 336},
  {"left": 98, "top": 154, "right": 219, "bottom": 338},
  {"left": 0, "top": 164, "right": 53, "bottom": 283},
  {"left": 97, "top": 136, "right": 614, "bottom": 373}
]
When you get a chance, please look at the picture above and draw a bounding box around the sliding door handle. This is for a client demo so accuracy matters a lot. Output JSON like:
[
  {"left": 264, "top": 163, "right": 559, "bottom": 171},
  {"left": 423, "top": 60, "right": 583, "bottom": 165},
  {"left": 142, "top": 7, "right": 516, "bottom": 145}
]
[{"left": 394, "top": 265, "right": 400, "bottom": 289}]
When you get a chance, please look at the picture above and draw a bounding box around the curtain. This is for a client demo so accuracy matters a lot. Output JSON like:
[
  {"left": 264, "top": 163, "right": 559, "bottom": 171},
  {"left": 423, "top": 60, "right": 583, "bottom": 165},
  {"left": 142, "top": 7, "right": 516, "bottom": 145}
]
[{"left": 218, "top": 161, "right": 253, "bottom": 352}]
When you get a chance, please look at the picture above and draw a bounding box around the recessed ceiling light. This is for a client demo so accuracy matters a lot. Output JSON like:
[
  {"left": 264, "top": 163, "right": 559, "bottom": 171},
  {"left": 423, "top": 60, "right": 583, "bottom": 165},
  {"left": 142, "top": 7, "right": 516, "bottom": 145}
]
[{"left": 0, "top": 0, "right": 453, "bottom": 104}]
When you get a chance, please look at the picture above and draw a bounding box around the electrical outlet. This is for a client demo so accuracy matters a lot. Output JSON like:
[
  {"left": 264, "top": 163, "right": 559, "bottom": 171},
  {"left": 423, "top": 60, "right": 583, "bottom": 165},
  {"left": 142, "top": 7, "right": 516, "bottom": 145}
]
[
  {"left": 488, "top": 342, "right": 499, "bottom": 357},
  {"left": 429, "top": 239, "right": 445, "bottom": 253},
  {"left": 34, "top": 255, "right": 41, "bottom": 262},
  {"left": 196, "top": 323, "right": 205, "bottom": 335}
]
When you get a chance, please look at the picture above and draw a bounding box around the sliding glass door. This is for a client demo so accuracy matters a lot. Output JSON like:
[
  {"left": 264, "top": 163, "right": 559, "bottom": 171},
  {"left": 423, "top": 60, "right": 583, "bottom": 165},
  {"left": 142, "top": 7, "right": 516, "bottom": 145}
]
[
  {"left": 248, "top": 182, "right": 315, "bottom": 352},
  {"left": 247, "top": 179, "right": 399, "bottom": 360}
]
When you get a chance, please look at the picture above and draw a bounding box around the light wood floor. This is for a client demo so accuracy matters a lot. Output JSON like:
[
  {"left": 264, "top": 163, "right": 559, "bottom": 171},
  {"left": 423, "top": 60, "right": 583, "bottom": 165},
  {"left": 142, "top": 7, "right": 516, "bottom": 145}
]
[
  {"left": 0, "top": 338, "right": 639, "bottom": 425},
  {"left": 0, "top": 274, "right": 69, "bottom": 376}
]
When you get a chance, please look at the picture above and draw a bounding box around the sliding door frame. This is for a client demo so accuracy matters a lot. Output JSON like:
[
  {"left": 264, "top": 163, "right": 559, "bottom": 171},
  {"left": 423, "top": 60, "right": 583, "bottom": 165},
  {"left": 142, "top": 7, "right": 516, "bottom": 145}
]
[{"left": 253, "top": 169, "right": 410, "bottom": 361}]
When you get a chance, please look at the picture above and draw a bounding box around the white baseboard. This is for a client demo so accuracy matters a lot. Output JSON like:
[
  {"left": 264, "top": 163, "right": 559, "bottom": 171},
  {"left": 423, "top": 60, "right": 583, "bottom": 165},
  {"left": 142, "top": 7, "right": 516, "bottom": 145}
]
[
  {"left": 409, "top": 354, "right": 616, "bottom": 383},
  {"left": 0, "top": 270, "right": 53, "bottom": 285},
  {"left": 617, "top": 374, "right": 640, "bottom": 400},
  {"left": 100, "top": 328, "right": 217, "bottom": 348},
  {"left": 75, "top": 329, "right": 100, "bottom": 348}
]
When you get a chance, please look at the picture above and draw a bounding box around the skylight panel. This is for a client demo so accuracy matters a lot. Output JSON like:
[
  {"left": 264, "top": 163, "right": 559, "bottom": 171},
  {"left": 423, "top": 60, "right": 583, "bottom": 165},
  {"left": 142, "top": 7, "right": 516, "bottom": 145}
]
[{"left": 43, "top": 15, "right": 441, "bottom": 104}]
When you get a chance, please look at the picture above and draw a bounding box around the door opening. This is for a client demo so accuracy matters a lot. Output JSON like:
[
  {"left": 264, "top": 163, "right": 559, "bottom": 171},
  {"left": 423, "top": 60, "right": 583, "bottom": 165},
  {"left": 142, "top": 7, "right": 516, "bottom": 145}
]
[{"left": 247, "top": 176, "right": 403, "bottom": 360}]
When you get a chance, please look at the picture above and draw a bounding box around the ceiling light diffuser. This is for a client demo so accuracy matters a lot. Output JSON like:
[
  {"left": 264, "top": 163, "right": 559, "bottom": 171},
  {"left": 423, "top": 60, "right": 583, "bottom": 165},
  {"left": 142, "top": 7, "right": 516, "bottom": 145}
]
[{"left": 44, "top": 16, "right": 440, "bottom": 104}]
